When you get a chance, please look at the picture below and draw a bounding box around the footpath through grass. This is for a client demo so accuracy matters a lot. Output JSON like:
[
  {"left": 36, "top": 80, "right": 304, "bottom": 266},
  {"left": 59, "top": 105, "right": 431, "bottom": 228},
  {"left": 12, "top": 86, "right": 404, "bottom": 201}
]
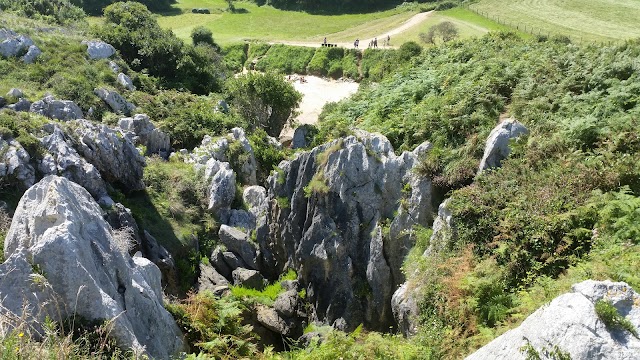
[
  {"left": 470, "top": 0, "right": 640, "bottom": 42},
  {"left": 155, "top": 0, "right": 418, "bottom": 44}
]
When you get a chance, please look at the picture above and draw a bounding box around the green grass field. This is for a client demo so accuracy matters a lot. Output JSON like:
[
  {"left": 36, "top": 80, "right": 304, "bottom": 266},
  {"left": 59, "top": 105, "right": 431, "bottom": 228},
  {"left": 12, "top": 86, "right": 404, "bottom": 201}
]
[
  {"left": 393, "top": 8, "right": 519, "bottom": 45},
  {"left": 470, "top": 0, "right": 640, "bottom": 42},
  {"left": 154, "top": 0, "right": 419, "bottom": 44}
]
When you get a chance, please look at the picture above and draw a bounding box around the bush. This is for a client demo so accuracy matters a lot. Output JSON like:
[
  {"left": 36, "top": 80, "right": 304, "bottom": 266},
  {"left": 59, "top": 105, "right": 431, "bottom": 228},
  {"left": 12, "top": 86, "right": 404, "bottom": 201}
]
[
  {"left": 307, "top": 47, "right": 344, "bottom": 78},
  {"left": 248, "top": 128, "right": 288, "bottom": 184},
  {"left": 398, "top": 41, "right": 422, "bottom": 61},
  {"left": 223, "top": 43, "right": 248, "bottom": 73},
  {"left": 191, "top": 26, "right": 218, "bottom": 49},
  {"left": 254, "top": 44, "right": 315, "bottom": 74},
  {"left": 0, "top": 0, "right": 85, "bottom": 24}
]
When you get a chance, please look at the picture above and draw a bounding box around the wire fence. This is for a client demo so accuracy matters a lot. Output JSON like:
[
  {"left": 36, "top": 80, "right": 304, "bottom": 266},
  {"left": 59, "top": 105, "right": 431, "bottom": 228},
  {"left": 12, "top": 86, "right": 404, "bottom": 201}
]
[{"left": 463, "top": 3, "right": 624, "bottom": 47}]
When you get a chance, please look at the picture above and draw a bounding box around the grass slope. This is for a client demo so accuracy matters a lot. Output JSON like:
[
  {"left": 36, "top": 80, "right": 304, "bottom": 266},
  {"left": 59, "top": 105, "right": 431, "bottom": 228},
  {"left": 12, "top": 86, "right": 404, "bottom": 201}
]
[
  {"left": 470, "top": 0, "right": 640, "bottom": 42},
  {"left": 154, "top": 0, "right": 418, "bottom": 44}
]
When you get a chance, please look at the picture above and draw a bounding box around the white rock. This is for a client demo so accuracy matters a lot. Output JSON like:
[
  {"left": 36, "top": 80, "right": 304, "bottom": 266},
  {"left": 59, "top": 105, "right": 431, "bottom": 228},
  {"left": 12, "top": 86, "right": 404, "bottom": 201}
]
[
  {"left": 94, "top": 88, "right": 136, "bottom": 115},
  {"left": 21, "top": 45, "right": 41, "bottom": 64},
  {"left": 83, "top": 40, "right": 116, "bottom": 60},
  {"left": 118, "top": 114, "right": 170, "bottom": 156},
  {"left": 30, "top": 96, "right": 83, "bottom": 121},
  {"left": 0, "top": 136, "right": 35, "bottom": 188},
  {"left": 117, "top": 73, "right": 136, "bottom": 91},
  {"left": 478, "top": 118, "right": 528, "bottom": 173}
]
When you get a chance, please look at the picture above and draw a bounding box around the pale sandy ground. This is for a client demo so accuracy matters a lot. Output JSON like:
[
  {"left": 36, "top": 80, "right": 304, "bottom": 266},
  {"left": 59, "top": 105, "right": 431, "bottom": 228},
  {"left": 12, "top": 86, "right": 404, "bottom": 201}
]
[
  {"left": 274, "top": 11, "right": 434, "bottom": 49},
  {"left": 281, "top": 75, "right": 359, "bottom": 137}
]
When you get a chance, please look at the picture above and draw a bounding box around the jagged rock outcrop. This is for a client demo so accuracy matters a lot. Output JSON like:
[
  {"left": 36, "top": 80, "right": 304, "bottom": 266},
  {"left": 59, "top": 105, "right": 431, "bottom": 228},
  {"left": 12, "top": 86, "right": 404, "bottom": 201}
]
[
  {"left": 198, "top": 263, "right": 229, "bottom": 294},
  {"left": 30, "top": 96, "right": 83, "bottom": 121},
  {"left": 204, "top": 159, "right": 235, "bottom": 217},
  {"left": 83, "top": 40, "right": 116, "bottom": 60},
  {"left": 190, "top": 127, "right": 257, "bottom": 186},
  {"left": 263, "top": 132, "right": 433, "bottom": 331},
  {"left": 219, "top": 225, "right": 260, "bottom": 270},
  {"left": 232, "top": 268, "right": 265, "bottom": 290},
  {"left": 68, "top": 119, "right": 145, "bottom": 191},
  {"left": 38, "top": 124, "right": 109, "bottom": 200},
  {"left": 2, "top": 176, "right": 185, "bottom": 358},
  {"left": 466, "top": 280, "right": 640, "bottom": 360},
  {"left": 118, "top": 114, "right": 170, "bottom": 156},
  {"left": 391, "top": 283, "right": 419, "bottom": 337},
  {"left": 0, "top": 136, "right": 36, "bottom": 189},
  {"left": 117, "top": 73, "right": 135, "bottom": 91},
  {"left": 94, "top": 88, "right": 136, "bottom": 115},
  {"left": 0, "top": 29, "right": 41, "bottom": 63},
  {"left": 478, "top": 118, "right": 528, "bottom": 173}
]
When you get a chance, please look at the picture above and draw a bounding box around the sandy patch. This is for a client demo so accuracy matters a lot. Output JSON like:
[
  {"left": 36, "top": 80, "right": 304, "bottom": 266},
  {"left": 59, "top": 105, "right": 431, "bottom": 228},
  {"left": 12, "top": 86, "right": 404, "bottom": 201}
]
[{"left": 282, "top": 75, "right": 359, "bottom": 137}]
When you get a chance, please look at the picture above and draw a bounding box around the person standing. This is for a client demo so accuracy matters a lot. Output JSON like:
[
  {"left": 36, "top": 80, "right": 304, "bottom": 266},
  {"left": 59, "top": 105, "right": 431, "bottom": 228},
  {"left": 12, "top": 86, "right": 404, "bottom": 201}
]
[
  {"left": 387, "top": 34, "right": 390, "bottom": 46},
  {"left": 323, "top": 37, "right": 327, "bottom": 46},
  {"left": 374, "top": 37, "right": 378, "bottom": 48}
]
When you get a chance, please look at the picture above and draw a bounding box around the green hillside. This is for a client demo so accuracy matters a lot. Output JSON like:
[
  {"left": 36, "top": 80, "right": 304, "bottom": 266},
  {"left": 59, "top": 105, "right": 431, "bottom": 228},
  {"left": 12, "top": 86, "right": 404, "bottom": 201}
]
[{"left": 470, "top": 0, "right": 640, "bottom": 42}]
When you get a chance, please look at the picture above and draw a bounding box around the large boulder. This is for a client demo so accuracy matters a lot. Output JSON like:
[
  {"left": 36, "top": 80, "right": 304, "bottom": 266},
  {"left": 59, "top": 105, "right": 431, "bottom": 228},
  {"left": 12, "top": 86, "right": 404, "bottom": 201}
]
[
  {"left": 478, "top": 118, "right": 528, "bottom": 173},
  {"left": 466, "top": 280, "right": 640, "bottom": 360},
  {"left": 391, "top": 283, "right": 419, "bottom": 337},
  {"left": 204, "top": 159, "right": 236, "bottom": 216},
  {"left": 68, "top": 120, "right": 145, "bottom": 192},
  {"left": 0, "top": 135, "right": 36, "bottom": 189},
  {"left": 0, "top": 29, "right": 40, "bottom": 63},
  {"left": 219, "top": 225, "right": 259, "bottom": 270},
  {"left": 7, "top": 98, "right": 31, "bottom": 112},
  {"left": 94, "top": 88, "right": 136, "bottom": 115},
  {"left": 198, "top": 263, "right": 229, "bottom": 294},
  {"left": 30, "top": 96, "right": 83, "bottom": 121},
  {"left": 83, "top": 40, "right": 116, "bottom": 60},
  {"left": 38, "top": 124, "right": 109, "bottom": 200},
  {"left": 2, "top": 176, "right": 185, "bottom": 358},
  {"left": 6, "top": 88, "right": 23, "bottom": 99},
  {"left": 117, "top": 73, "right": 136, "bottom": 91},
  {"left": 118, "top": 114, "right": 170, "bottom": 156},
  {"left": 263, "top": 132, "right": 433, "bottom": 331},
  {"left": 232, "top": 268, "right": 264, "bottom": 290}
]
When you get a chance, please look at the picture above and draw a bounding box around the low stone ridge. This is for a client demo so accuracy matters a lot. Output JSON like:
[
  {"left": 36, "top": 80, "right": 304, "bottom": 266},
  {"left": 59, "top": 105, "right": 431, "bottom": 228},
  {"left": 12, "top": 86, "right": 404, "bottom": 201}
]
[
  {"left": 466, "top": 280, "right": 640, "bottom": 360},
  {"left": 30, "top": 96, "right": 83, "bottom": 121},
  {"left": 0, "top": 29, "right": 41, "bottom": 63},
  {"left": 117, "top": 73, "right": 136, "bottom": 91},
  {"left": 2, "top": 176, "right": 185, "bottom": 358},
  {"left": 219, "top": 224, "right": 260, "bottom": 270},
  {"left": 478, "top": 118, "right": 528, "bottom": 173},
  {"left": 68, "top": 119, "right": 145, "bottom": 192},
  {"left": 94, "top": 88, "right": 136, "bottom": 115},
  {"left": 83, "top": 40, "right": 116, "bottom": 60},
  {"left": 118, "top": 114, "right": 170, "bottom": 157},
  {"left": 263, "top": 131, "right": 433, "bottom": 331},
  {"left": 0, "top": 135, "right": 36, "bottom": 189}
]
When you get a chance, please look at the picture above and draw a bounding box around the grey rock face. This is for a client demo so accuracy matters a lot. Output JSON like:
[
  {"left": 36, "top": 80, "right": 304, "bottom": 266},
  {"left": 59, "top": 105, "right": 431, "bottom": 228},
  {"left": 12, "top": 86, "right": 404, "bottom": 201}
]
[
  {"left": 256, "top": 304, "right": 301, "bottom": 337},
  {"left": 0, "top": 136, "right": 36, "bottom": 189},
  {"left": 391, "top": 283, "right": 419, "bottom": 337},
  {"left": 109, "top": 60, "right": 120, "bottom": 73},
  {"left": 291, "top": 124, "right": 316, "bottom": 149},
  {"left": 274, "top": 289, "right": 299, "bottom": 318},
  {"left": 94, "top": 88, "right": 136, "bottom": 115},
  {"left": 39, "top": 124, "right": 108, "bottom": 199},
  {"left": 198, "top": 263, "right": 229, "bottom": 293},
  {"left": 83, "top": 40, "right": 116, "bottom": 60},
  {"left": 118, "top": 114, "right": 170, "bottom": 156},
  {"left": 3, "top": 176, "right": 185, "bottom": 358},
  {"left": 30, "top": 96, "right": 83, "bottom": 121},
  {"left": 190, "top": 127, "right": 257, "bottom": 186},
  {"left": 204, "top": 159, "right": 236, "bottom": 215},
  {"left": 117, "top": 73, "right": 136, "bottom": 91},
  {"left": 68, "top": 119, "right": 145, "bottom": 192},
  {"left": 264, "top": 132, "right": 433, "bottom": 331},
  {"left": 7, "top": 98, "right": 31, "bottom": 112},
  {"left": 232, "top": 268, "right": 265, "bottom": 290},
  {"left": 478, "top": 118, "right": 528, "bottom": 173},
  {"left": 423, "top": 198, "right": 454, "bottom": 257},
  {"left": 466, "top": 280, "right": 640, "bottom": 360},
  {"left": 219, "top": 225, "right": 259, "bottom": 270},
  {"left": 22, "top": 45, "right": 41, "bottom": 64},
  {"left": 0, "top": 29, "right": 40, "bottom": 63}
]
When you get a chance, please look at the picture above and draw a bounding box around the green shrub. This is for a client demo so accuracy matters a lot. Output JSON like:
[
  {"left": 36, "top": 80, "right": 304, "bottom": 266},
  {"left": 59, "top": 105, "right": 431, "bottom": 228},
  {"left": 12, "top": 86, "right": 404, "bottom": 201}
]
[
  {"left": 244, "top": 42, "right": 271, "bottom": 69},
  {"left": 0, "top": 0, "right": 85, "bottom": 24},
  {"left": 248, "top": 128, "right": 288, "bottom": 184},
  {"left": 229, "top": 269, "right": 297, "bottom": 306},
  {"left": 594, "top": 300, "right": 639, "bottom": 338},
  {"left": 191, "top": 26, "right": 217, "bottom": 48},
  {"left": 255, "top": 44, "right": 315, "bottom": 74},
  {"left": 307, "top": 47, "right": 344, "bottom": 78},
  {"left": 223, "top": 43, "right": 249, "bottom": 73}
]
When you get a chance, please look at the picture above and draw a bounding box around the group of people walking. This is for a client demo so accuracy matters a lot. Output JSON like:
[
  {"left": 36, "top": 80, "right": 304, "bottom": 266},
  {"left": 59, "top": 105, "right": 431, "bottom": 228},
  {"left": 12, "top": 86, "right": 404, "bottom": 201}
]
[{"left": 353, "top": 35, "right": 390, "bottom": 49}]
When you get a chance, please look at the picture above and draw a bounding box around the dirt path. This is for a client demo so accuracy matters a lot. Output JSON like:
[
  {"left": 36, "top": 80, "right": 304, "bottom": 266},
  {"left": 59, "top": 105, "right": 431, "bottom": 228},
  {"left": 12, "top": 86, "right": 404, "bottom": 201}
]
[{"left": 273, "top": 11, "right": 434, "bottom": 49}]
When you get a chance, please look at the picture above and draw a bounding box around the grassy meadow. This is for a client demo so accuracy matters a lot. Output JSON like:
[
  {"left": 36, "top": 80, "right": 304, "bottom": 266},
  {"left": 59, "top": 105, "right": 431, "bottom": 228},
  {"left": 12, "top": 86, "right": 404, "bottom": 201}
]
[
  {"left": 470, "top": 0, "right": 640, "bottom": 42},
  {"left": 154, "top": 0, "right": 420, "bottom": 44}
]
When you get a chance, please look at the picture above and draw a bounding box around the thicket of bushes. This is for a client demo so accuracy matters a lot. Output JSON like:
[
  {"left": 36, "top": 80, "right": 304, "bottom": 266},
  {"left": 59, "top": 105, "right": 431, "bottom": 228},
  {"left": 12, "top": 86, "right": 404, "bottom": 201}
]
[{"left": 0, "top": 0, "right": 85, "bottom": 24}]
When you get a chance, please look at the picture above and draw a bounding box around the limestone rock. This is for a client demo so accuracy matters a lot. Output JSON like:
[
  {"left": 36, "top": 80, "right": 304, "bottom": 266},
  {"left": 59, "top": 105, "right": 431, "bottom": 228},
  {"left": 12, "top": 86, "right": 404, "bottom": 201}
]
[
  {"left": 141, "top": 230, "right": 178, "bottom": 294},
  {"left": 292, "top": 124, "right": 316, "bottom": 149},
  {"left": 423, "top": 198, "right": 454, "bottom": 257},
  {"left": 6, "top": 88, "right": 23, "bottom": 99},
  {"left": 219, "top": 224, "right": 259, "bottom": 270},
  {"left": 391, "top": 283, "right": 419, "bottom": 337},
  {"left": 256, "top": 304, "right": 298, "bottom": 337},
  {"left": 7, "top": 98, "right": 31, "bottom": 112},
  {"left": 0, "top": 96, "right": 6, "bottom": 108},
  {"left": 190, "top": 127, "right": 257, "bottom": 186},
  {"left": 466, "top": 280, "right": 640, "bottom": 360},
  {"left": 204, "top": 159, "right": 236, "bottom": 216},
  {"left": 198, "top": 263, "right": 229, "bottom": 293},
  {"left": 3, "top": 176, "right": 185, "bottom": 358},
  {"left": 118, "top": 114, "right": 170, "bottom": 156},
  {"left": 232, "top": 268, "right": 264, "bottom": 290},
  {"left": 22, "top": 45, "right": 41, "bottom": 64},
  {"left": 274, "top": 289, "right": 299, "bottom": 318},
  {"left": 0, "top": 29, "right": 36, "bottom": 61},
  {"left": 263, "top": 132, "right": 433, "bottom": 331},
  {"left": 68, "top": 119, "right": 145, "bottom": 192},
  {"left": 478, "top": 118, "right": 528, "bottom": 173},
  {"left": 109, "top": 60, "right": 120, "bottom": 73},
  {"left": 117, "top": 73, "right": 136, "bottom": 91},
  {"left": 0, "top": 136, "right": 36, "bottom": 189},
  {"left": 94, "top": 88, "right": 136, "bottom": 115},
  {"left": 83, "top": 40, "right": 116, "bottom": 60},
  {"left": 104, "top": 203, "right": 143, "bottom": 253},
  {"left": 30, "top": 96, "right": 83, "bottom": 121},
  {"left": 211, "top": 245, "right": 233, "bottom": 280},
  {"left": 39, "top": 124, "right": 108, "bottom": 199}
]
